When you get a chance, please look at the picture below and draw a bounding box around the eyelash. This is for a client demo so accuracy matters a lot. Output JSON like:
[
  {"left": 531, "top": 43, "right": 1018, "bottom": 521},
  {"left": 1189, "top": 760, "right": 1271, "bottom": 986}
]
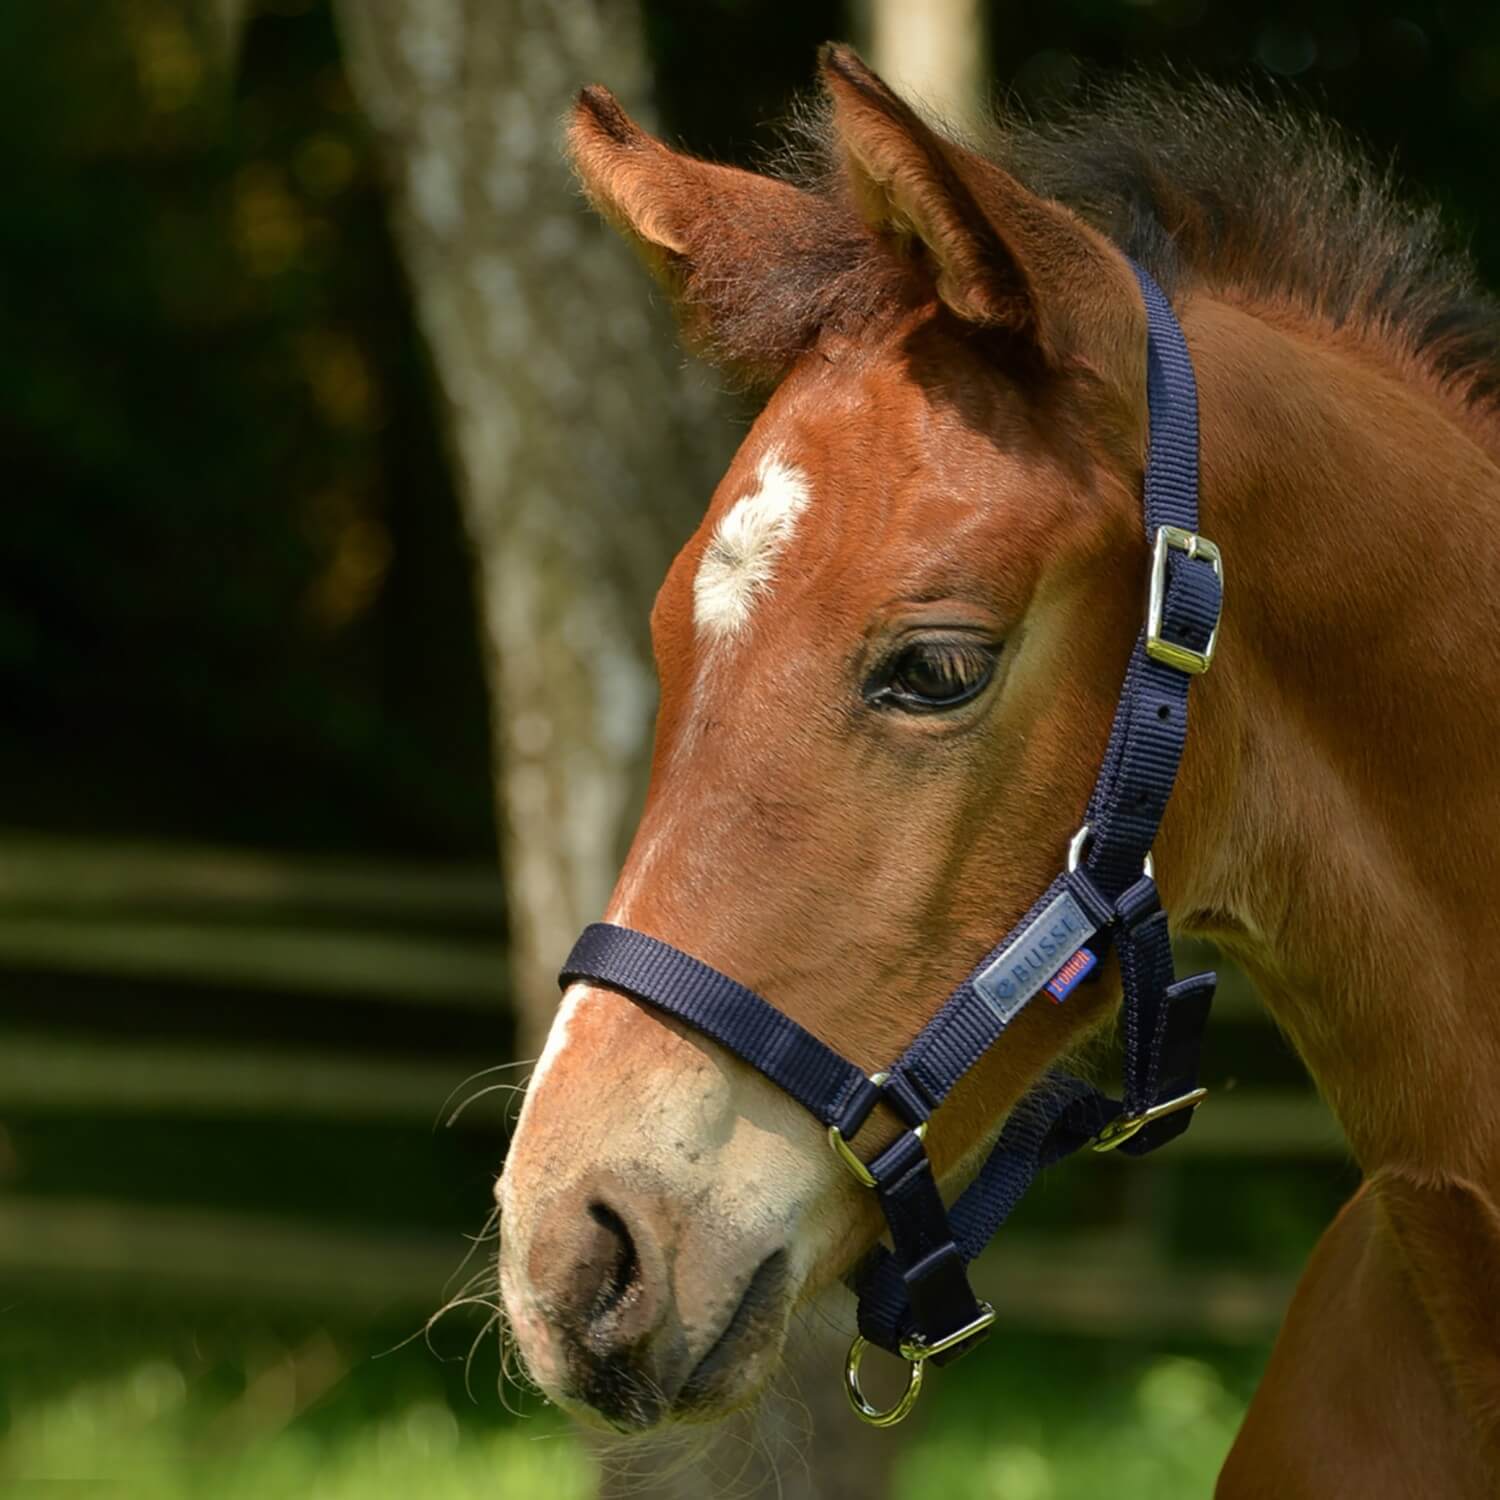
[{"left": 866, "top": 638, "right": 1000, "bottom": 713}]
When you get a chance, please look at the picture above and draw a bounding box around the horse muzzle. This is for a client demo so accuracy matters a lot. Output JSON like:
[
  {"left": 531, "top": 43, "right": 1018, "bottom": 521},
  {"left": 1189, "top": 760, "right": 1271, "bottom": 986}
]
[{"left": 499, "top": 1170, "right": 793, "bottom": 1430}]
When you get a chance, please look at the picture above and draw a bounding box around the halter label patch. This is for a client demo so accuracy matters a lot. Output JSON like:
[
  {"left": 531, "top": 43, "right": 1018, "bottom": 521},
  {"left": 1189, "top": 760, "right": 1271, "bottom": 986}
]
[
  {"left": 974, "top": 890, "right": 1096, "bottom": 1025},
  {"left": 1045, "top": 946, "right": 1097, "bottom": 1002}
]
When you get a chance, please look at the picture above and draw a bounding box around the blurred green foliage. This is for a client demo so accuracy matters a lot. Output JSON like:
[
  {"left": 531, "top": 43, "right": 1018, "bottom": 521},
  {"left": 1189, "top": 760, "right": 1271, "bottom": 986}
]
[
  {"left": 4, "top": 1350, "right": 593, "bottom": 1499},
  {"left": 898, "top": 1334, "right": 1261, "bottom": 1500},
  {"left": 4, "top": 0, "right": 1497, "bottom": 855},
  {"left": 3, "top": 0, "right": 1498, "bottom": 1495},
  {"left": 0, "top": 0, "right": 491, "bottom": 856},
  {"left": 0, "top": 1312, "right": 1259, "bottom": 1499}
]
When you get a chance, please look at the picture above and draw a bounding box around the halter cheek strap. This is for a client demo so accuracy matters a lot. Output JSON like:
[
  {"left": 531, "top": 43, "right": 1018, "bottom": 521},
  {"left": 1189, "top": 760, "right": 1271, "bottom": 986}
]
[{"left": 558, "top": 261, "right": 1224, "bottom": 1426}]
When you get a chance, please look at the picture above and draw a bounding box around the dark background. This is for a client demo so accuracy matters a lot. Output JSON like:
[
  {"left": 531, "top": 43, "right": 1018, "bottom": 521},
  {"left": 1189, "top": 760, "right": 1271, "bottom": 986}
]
[
  {"left": 0, "top": 3, "right": 1488, "bottom": 1495},
  {"left": 7, "top": 0, "right": 1495, "bottom": 860}
]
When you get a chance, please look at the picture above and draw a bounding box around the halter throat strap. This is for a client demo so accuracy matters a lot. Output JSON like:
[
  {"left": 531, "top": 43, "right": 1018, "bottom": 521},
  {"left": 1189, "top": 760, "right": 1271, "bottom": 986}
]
[{"left": 557, "top": 261, "right": 1224, "bottom": 1425}]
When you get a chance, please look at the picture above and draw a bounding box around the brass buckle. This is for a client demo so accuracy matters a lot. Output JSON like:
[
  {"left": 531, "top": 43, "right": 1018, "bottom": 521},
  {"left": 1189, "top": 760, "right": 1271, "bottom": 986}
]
[
  {"left": 1146, "top": 525, "right": 1222, "bottom": 675},
  {"left": 1091, "top": 1086, "right": 1208, "bottom": 1153},
  {"left": 844, "top": 1303, "right": 997, "bottom": 1428},
  {"left": 827, "top": 1071, "right": 926, "bottom": 1189}
]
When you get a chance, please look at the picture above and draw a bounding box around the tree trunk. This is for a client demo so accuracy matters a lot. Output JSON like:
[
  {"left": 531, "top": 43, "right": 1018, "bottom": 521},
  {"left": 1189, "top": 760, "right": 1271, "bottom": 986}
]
[
  {"left": 334, "top": 0, "right": 721, "bottom": 1062},
  {"left": 855, "top": 0, "right": 987, "bottom": 132},
  {"left": 334, "top": 4, "right": 896, "bottom": 1495}
]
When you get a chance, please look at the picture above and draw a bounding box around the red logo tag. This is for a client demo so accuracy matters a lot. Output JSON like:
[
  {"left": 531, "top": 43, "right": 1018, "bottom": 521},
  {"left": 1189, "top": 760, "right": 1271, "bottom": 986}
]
[{"left": 1045, "top": 947, "right": 1097, "bottom": 1002}]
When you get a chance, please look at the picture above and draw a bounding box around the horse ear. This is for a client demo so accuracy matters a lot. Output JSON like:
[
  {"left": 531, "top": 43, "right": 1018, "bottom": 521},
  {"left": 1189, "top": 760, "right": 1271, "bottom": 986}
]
[
  {"left": 567, "top": 86, "right": 828, "bottom": 379},
  {"left": 567, "top": 88, "right": 702, "bottom": 290},
  {"left": 818, "top": 45, "right": 1142, "bottom": 387}
]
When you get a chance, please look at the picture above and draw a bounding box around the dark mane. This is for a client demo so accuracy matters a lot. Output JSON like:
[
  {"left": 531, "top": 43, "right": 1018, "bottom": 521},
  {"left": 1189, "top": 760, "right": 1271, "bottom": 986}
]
[
  {"left": 998, "top": 81, "right": 1500, "bottom": 407},
  {"left": 710, "top": 79, "right": 1500, "bottom": 409}
]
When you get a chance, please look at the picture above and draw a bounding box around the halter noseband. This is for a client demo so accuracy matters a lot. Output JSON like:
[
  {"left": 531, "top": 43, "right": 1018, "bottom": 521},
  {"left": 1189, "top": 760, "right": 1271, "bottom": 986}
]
[{"left": 558, "top": 262, "right": 1224, "bottom": 1427}]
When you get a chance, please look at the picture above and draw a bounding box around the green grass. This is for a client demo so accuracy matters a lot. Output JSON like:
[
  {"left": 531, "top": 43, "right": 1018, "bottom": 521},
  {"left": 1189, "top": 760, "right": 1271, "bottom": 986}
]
[
  {"left": 0, "top": 1307, "right": 1263, "bottom": 1499},
  {"left": 1, "top": 1358, "right": 591, "bottom": 1499},
  {"left": 897, "top": 1341, "right": 1253, "bottom": 1500}
]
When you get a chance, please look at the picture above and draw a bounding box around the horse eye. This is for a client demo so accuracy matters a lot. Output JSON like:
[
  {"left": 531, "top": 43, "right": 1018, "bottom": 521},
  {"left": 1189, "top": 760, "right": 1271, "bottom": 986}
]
[{"left": 872, "top": 639, "right": 998, "bottom": 712}]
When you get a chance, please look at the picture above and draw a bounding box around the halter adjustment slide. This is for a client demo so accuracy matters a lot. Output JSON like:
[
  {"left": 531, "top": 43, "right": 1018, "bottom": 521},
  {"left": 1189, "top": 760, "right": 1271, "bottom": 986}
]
[{"left": 827, "top": 1071, "right": 928, "bottom": 1189}]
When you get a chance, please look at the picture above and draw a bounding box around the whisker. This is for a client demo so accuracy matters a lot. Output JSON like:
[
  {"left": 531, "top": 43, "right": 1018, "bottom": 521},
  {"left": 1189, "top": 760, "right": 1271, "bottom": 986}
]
[
  {"left": 499, "top": 1318, "right": 544, "bottom": 1414},
  {"left": 464, "top": 1311, "right": 501, "bottom": 1404},
  {"left": 446, "top": 1077, "right": 534, "bottom": 1129},
  {"left": 444, "top": 1207, "right": 501, "bottom": 1293},
  {"left": 433, "top": 1058, "right": 538, "bottom": 1131},
  {"left": 761, "top": 1361, "right": 815, "bottom": 1498},
  {"left": 496, "top": 1326, "right": 526, "bottom": 1418}
]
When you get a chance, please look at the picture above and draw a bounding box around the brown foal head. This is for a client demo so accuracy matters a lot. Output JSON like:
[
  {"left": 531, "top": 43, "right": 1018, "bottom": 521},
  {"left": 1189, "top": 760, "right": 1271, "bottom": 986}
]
[{"left": 498, "top": 48, "right": 1158, "bottom": 1431}]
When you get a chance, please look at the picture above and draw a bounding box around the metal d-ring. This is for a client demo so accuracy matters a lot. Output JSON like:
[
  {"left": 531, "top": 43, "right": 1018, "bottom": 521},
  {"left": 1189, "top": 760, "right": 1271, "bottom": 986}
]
[
  {"left": 843, "top": 1303, "right": 996, "bottom": 1428},
  {"left": 844, "top": 1335, "right": 925, "bottom": 1428},
  {"left": 1067, "top": 823, "right": 1154, "bottom": 880},
  {"left": 827, "top": 1071, "right": 928, "bottom": 1190}
]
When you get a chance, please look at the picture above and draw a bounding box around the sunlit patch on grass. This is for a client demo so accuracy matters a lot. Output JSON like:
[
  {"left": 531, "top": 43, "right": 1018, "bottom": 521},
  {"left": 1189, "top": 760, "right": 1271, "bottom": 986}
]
[
  {"left": 1136, "top": 1355, "right": 1231, "bottom": 1431},
  {"left": 892, "top": 1339, "right": 1257, "bottom": 1500},
  {"left": 0, "top": 1326, "right": 1263, "bottom": 1500},
  {"left": 982, "top": 1443, "right": 1054, "bottom": 1500},
  {"left": 0, "top": 1360, "right": 593, "bottom": 1500}
]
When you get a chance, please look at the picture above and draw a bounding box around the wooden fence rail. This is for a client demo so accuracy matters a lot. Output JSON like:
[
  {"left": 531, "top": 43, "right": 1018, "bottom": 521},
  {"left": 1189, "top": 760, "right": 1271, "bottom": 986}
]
[
  {"left": 0, "top": 835, "right": 1328, "bottom": 1146},
  {"left": 0, "top": 835, "right": 505, "bottom": 925},
  {"left": 0, "top": 1032, "right": 1343, "bottom": 1151},
  {"left": 0, "top": 1030, "right": 1343, "bottom": 1152},
  {"left": 0, "top": 1196, "right": 1296, "bottom": 1339},
  {"left": 0, "top": 836, "right": 1258, "bottom": 1017},
  {"left": 0, "top": 834, "right": 1340, "bottom": 1339},
  {"left": 0, "top": 916, "right": 507, "bottom": 1006}
]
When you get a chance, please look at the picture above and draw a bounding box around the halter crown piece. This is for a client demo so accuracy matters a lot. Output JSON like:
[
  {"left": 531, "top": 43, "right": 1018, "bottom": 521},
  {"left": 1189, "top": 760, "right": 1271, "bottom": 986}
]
[{"left": 559, "top": 262, "right": 1225, "bottom": 1426}]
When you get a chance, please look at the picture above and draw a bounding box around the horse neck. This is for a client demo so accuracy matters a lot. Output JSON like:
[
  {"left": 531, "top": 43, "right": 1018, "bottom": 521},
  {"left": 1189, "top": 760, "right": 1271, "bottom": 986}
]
[{"left": 1164, "top": 294, "right": 1500, "bottom": 1180}]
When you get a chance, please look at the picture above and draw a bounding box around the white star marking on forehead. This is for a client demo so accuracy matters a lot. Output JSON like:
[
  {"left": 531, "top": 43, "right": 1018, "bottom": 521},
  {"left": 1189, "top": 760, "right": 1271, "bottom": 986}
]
[{"left": 692, "top": 450, "right": 811, "bottom": 643}]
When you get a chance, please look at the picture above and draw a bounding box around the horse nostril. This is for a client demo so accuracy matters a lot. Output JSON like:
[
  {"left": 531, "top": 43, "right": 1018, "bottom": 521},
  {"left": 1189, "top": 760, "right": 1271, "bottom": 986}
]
[
  {"left": 579, "top": 1200, "right": 640, "bottom": 1327},
  {"left": 521, "top": 1184, "right": 672, "bottom": 1425}
]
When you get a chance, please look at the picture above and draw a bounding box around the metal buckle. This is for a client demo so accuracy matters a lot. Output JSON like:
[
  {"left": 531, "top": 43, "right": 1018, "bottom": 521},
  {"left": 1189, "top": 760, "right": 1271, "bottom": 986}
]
[
  {"left": 1067, "top": 823, "right": 1154, "bottom": 880},
  {"left": 1146, "top": 525, "right": 1222, "bottom": 675},
  {"left": 827, "top": 1071, "right": 927, "bottom": 1189},
  {"left": 844, "top": 1303, "right": 997, "bottom": 1427},
  {"left": 1091, "top": 1086, "right": 1208, "bottom": 1152}
]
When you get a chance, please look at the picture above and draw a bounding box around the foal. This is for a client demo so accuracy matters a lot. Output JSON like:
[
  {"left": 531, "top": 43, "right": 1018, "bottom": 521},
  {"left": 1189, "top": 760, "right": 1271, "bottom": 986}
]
[{"left": 498, "top": 48, "right": 1500, "bottom": 1496}]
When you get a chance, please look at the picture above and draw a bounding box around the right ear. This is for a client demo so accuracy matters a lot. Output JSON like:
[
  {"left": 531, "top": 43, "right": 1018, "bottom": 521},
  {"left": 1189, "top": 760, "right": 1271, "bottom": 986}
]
[
  {"left": 818, "top": 46, "right": 1144, "bottom": 399},
  {"left": 567, "top": 86, "right": 844, "bottom": 383}
]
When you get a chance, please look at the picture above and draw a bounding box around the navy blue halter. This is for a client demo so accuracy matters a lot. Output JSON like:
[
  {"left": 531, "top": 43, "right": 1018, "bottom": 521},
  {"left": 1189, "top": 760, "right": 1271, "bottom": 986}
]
[{"left": 559, "top": 261, "right": 1224, "bottom": 1425}]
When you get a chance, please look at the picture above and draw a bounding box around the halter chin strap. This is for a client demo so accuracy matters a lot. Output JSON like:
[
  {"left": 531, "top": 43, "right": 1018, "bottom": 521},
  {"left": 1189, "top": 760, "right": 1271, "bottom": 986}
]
[{"left": 558, "top": 261, "right": 1224, "bottom": 1427}]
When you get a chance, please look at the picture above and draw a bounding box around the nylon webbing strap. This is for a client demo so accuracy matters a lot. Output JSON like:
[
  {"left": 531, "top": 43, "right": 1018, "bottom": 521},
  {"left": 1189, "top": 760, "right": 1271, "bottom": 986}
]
[
  {"left": 1085, "top": 263, "right": 1220, "bottom": 895},
  {"left": 555, "top": 259, "right": 1222, "bottom": 1388},
  {"left": 853, "top": 1076, "right": 1106, "bottom": 1351},
  {"left": 560, "top": 923, "right": 875, "bottom": 1133},
  {"left": 874, "top": 868, "right": 1113, "bottom": 1116}
]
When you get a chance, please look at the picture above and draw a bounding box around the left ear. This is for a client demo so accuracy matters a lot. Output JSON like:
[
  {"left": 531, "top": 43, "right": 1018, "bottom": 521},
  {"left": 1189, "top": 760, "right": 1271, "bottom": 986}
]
[{"left": 819, "top": 44, "right": 1144, "bottom": 398}]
